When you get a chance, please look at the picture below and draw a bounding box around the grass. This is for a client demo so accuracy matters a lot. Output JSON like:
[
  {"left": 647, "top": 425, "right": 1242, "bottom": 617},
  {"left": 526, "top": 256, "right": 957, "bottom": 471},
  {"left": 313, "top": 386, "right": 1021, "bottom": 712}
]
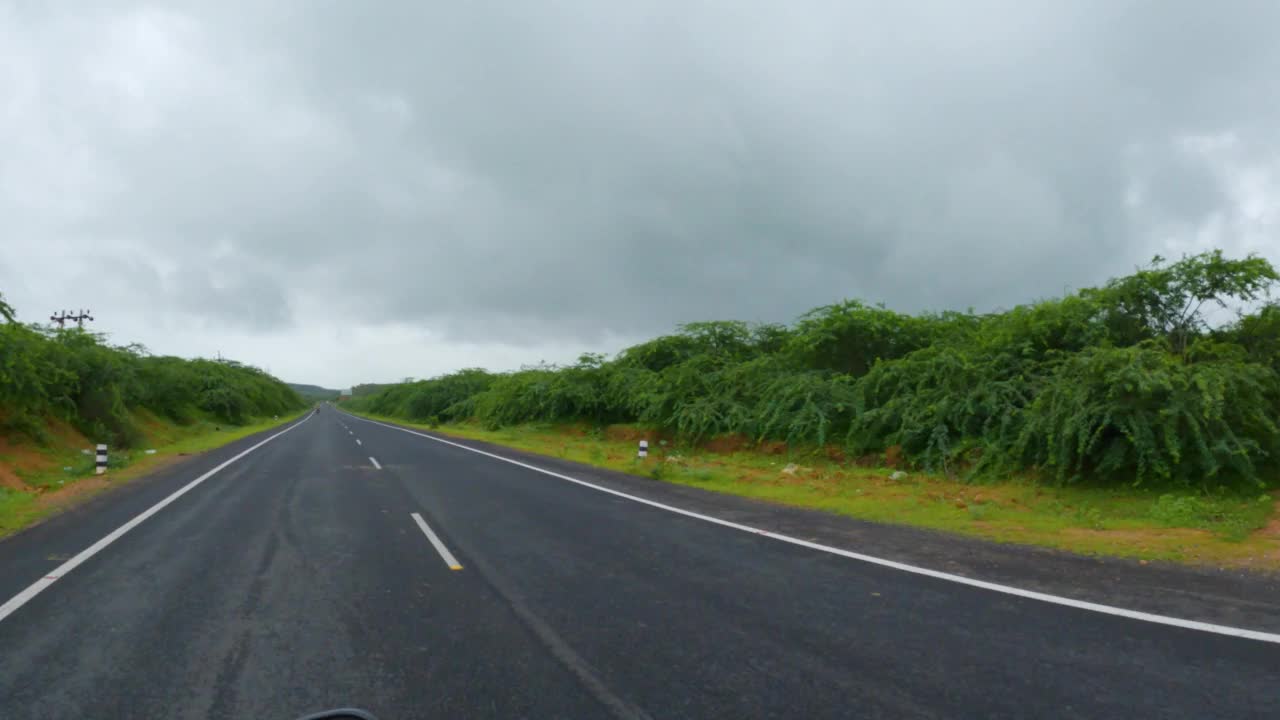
[
  {"left": 345, "top": 411, "right": 1280, "bottom": 570},
  {"left": 0, "top": 411, "right": 306, "bottom": 538}
]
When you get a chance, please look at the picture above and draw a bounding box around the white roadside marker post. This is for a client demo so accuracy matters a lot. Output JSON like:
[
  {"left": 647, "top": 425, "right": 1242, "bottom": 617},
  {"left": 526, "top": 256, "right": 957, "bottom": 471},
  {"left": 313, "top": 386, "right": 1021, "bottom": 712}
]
[
  {"left": 95, "top": 444, "right": 108, "bottom": 475},
  {"left": 638, "top": 440, "right": 648, "bottom": 459}
]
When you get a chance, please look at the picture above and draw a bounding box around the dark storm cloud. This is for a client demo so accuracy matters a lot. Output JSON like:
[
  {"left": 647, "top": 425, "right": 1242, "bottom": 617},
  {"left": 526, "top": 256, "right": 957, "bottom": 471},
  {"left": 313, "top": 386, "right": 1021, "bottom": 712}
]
[
  {"left": 3, "top": 0, "right": 1280, "bottom": 383},
  {"left": 245, "top": 0, "right": 1280, "bottom": 334}
]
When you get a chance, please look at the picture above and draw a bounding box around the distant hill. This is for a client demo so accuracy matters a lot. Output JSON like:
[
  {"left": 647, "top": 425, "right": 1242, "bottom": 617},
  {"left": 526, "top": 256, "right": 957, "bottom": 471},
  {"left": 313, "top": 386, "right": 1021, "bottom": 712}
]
[
  {"left": 352, "top": 383, "right": 397, "bottom": 397},
  {"left": 287, "top": 383, "right": 341, "bottom": 401}
]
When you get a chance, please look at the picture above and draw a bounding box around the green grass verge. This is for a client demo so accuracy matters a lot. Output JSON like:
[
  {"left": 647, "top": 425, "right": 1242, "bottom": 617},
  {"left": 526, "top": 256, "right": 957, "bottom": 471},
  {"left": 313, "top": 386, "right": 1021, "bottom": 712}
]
[
  {"left": 344, "top": 410, "right": 1280, "bottom": 570},
  {"left": 0, "top": 411, "right": 306, "bottom": 538}
]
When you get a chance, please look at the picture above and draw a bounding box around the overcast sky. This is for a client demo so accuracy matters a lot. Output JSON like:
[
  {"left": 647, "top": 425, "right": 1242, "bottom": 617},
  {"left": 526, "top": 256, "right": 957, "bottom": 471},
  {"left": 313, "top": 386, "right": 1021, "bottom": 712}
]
[{"left": 3, "top": 1, "right": 1278, "bottom": 388}]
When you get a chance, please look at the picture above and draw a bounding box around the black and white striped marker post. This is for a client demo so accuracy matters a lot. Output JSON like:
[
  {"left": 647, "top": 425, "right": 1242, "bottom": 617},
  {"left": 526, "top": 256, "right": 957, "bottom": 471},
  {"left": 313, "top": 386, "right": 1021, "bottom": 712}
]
[
  {"left": 637, "top": 440, "right": 648, "bottom": 458},
  {"left": 95, "top": 444, "right": 108, "bottom": 475}
]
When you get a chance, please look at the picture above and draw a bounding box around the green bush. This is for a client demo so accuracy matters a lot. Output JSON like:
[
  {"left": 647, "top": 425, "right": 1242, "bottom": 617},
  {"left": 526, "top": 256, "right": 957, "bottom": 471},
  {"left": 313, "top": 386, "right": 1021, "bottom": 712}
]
[
  {"left": 0, "top": 322, "right": 73, "bottom": 436},
  {"left": 348, "top": 368, "right": 495, "bottom": 421},
  {"left": 0, "top": 298, "right": 303, "bottom": 446},
  {"left": 848, "top": 346, "right": 1035, "bottom": 472},
  {"left": 788, "top": 300, "right": 941, "bottom": 376},
  {"left": 753, "top": 370, "right": 857, "bottom": 446},
  {"left": 1013, "top": 344, "right": 1279, "bottom": 488},
  {"left": 1219, "top": 303, "right": 1280, "bottom": 374},
  {"left": 472, "top": 355, "right": 612, "bottom": 429},
  {"left": 346, "top": 251, "right": 1280, "bottom": 491}
]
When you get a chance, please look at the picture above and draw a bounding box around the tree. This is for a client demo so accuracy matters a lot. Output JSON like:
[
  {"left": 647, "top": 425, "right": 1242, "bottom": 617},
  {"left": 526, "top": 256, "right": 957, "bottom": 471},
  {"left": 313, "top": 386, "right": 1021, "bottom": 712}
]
[
  {"left": 789, "top": 300, "right": 937, "bottom": 376},
  {"left": 0, "top": 291, "right": 14, "bottom": 323},
  {"left": 1099, "top": 251, "right": 1278, "bottom": 356}
]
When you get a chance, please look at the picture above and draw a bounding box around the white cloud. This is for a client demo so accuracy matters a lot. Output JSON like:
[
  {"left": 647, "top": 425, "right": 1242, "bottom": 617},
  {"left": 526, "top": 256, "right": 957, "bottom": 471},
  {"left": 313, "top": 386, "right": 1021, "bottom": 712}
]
[{"left": 3, "top": 0, "right": 1279, "bottom": 387}]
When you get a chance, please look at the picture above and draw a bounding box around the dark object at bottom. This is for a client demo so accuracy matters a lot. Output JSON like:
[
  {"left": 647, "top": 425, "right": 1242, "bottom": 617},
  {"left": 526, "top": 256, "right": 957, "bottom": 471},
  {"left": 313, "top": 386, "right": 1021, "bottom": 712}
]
[{"left": 295, "top": 709, "right": 378, "bottom": 720}]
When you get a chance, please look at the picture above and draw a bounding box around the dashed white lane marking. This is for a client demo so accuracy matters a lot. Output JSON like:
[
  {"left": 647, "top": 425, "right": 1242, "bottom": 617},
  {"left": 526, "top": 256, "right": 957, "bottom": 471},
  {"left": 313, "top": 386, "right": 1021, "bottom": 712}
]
[
  {"left": 345, "top": 412, "right": 1280, "bottom": 645},
  {"left": 369, "top": 456, "right": 382, "bottom": 470},
  {"left": 0, "top": 415, "right": 312, "bottom": 624},
  {"left": 410, "top": 512, "right": 463, "bottom": 570},
  {"left": 356, "top": 439, "right": 362, "bottom": 446}
]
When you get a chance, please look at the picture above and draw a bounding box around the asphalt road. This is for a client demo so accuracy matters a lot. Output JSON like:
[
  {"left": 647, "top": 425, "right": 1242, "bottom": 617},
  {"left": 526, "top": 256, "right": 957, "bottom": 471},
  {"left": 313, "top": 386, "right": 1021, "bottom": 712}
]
[{"left": 1, "top": 406, "right": 1277, "bottom": 719}]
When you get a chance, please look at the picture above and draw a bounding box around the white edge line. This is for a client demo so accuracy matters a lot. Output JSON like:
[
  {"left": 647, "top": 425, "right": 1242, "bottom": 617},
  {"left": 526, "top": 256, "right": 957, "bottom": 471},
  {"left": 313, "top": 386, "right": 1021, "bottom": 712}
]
[
  {"left": 346, "top": 412, "right": 1280, "bottom": 645},
  {"left": 369, "top": 456, "right": 382, "bottom": 470},
  {"left": 0, "top": 414, "right": 312, "bottom": 624},
  {"left": 410, "top": 512, "right": 463, "bottom": 570}
]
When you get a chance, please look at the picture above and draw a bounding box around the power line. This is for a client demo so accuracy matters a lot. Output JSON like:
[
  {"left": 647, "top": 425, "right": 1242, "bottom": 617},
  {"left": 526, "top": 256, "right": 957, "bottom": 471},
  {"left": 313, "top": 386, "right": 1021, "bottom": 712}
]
[{"left": 50, "top": 309, "right": 94, "bottom": 329}]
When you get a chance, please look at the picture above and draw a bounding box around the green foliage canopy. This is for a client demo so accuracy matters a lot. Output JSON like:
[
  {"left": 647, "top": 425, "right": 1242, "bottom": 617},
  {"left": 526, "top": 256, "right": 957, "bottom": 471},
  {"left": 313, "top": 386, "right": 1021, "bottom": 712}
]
[
  {"left": 0, "top": 301, "right": 304, "bottom": 445},
  {"left": 346, "top": 251, "right": 1280, "bottom": 490}
]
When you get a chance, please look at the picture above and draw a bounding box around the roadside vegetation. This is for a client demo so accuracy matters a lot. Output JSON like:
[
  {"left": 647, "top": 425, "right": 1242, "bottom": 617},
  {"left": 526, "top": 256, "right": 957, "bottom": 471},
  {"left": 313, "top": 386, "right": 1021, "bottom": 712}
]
[
  {"left": 343, "top": 251, "right": 1280, "bottom": 566},
  {"left": 288, "top": 383, "right": 342, "bottom": 402},
  {"left": 1, "top": 292, "right": 303, "bottom": 446},
  {"left": 0, "top": 291, "right": 305, "bottom": 534}
]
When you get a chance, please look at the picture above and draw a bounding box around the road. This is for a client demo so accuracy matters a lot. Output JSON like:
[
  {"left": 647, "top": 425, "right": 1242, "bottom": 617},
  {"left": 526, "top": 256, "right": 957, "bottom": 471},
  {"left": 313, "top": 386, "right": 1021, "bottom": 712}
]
[{"left": 0, "top": 407, "right": 1277, "bottom": 719}]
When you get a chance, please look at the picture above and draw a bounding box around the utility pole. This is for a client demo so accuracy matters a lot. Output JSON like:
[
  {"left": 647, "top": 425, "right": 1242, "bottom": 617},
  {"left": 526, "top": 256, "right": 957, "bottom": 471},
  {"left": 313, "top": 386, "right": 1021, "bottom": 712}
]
[{"left": 50, "top": 309, "right": 94, "bottom": 329}]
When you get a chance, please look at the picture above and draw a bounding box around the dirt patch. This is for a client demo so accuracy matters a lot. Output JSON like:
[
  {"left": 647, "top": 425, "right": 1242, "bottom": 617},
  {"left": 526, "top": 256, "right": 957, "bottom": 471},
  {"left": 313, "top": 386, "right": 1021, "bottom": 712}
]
[
  {"left": 703, "top": 434, "right": 750, "bottom": 454},
  {"left": 759, "top": 440, "right": 788, "bottom": 456},
  {"left": 0, "top": 438, "right": 57, "bottom": 490},
  {"left": 1226, "top": 530, "right": 1280, "bottom": 569},
  {"left": 32, "top": 476, "right": 113, "bottom": 513},
  {"left": 0, "top": 464, "right": 25, "bottom": 491},
  {"left": 1260, "top": 515, "right": 1280, "bottom": 539},
  {"left": 0, "top": 419, "right": 97, "bottom": 494},
  {"left": 848, "top": 453, "right": 881, "bottom": 468},
  {"left": 28, "top": 454, "right": 187, "bottom": 517},
  {"left": 732, "top": 470, "right": 769, "bottom": 485},
  {"left": 884, "top": 445, "right": 903, "bottom": 469},
  {"left": 604, "top": 425, "right": 668, "bottom": 443}
]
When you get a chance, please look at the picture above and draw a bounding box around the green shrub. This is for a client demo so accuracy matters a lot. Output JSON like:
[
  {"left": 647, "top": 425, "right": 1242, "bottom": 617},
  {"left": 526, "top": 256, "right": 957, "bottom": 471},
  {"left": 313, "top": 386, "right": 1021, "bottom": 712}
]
[
  {"left": 344, "top": 251, "right": 1280, "bottom": 491},
  {"left": 469, "top": 355, "right": 613, "bottom": 429},
  {"left": 0, "top": 297, "right": 303, "bottom": 445},
  {"left": 788, "top": 300, "right": 942, "bottom": 376},
  {"left": 848, "top": 346, "right": 1035, "bottom": 472},
  {"left": 1219, "top": 303, "right": 1280, "bottom": 374},
  {"left": 1014, "top": 344, "right": 1279, "bottom": 489},
  {"left": 753, "top": 370, "right": 857, "bottom": 446}
]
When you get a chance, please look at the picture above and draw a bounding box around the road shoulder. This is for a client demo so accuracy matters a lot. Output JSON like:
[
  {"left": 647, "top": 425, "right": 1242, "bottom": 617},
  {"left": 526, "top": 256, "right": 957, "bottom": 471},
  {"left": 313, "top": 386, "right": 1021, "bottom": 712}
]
[{"left": 0, "top": 413, "right": 311, "bottom": 609}]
